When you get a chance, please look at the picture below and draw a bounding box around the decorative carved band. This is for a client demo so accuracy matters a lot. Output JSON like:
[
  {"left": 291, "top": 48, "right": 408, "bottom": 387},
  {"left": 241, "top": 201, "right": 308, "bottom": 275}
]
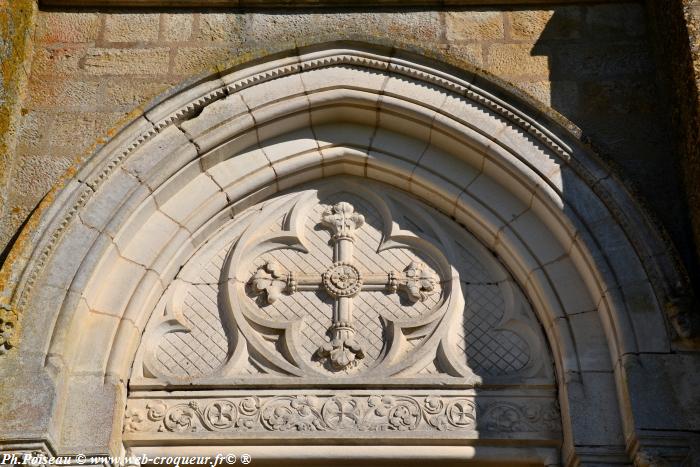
[{"left": 124, "top": 395, "right": 560, "bottom": 435}]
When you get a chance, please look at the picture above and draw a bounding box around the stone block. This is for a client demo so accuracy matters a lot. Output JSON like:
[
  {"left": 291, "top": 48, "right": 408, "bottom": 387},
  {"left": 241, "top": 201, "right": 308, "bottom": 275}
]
[
  {"left": 301, "top": 65, "right": 388, "bottom": 95},
  {"left": 246, "top": 11, "right": 440, "bottom": 47},
  {"left": 509, "top": 210, "right": 568, "bottom": 265},
  {"left": 104, "top": 13, "right": 160, "bottom": 43},
  {"left": 586, "top": 3, "right": 646, "bottom": 39},
  {"left": 82, "top": 48, "right": 170, "bottom": 76},
  {"left": 466, "top": 171, "right": 529, "bottom": 224},
  {"left": 549, "top": 44, "right": 653, "bottom": 80},
  {"left": 31, "top": 45, "right": 85, "bottom": 76},
  {"left": 371, "top": 128, "right": 427, "bottom": 164},
  {"left": 27, "top": 79, "right": 99, "bottom": 109},
  {"left": 122, "top": 125, "right": 198, "bottom": 189},
  {"left": 260, "top": 127, "right": 318, "bottom": 163},
  {"left": 81, "top": 168, "right": 140, "bottom": 232},
  {"left": 19, "top": 284, "right": 69, "bottom": 362},
  {"left": 543, "top": 257, "right": 597, "bottom": 316},
  {"left": 411, "top": 165, "right": 463, "bottom": 215},
  {"left": 173, "top": 47, "right": 233, "bottom": 76},
  {"left": 515, "top": 80, "right": 577, "bottom": 109},
  {"left": 162, "top": 13, "right": 193, "bottom": 42},
  {"left": 59, "top": 375, "right": 123, "bottom": 454},
  {"left": 446, "top": 11, "right": 504, "bottom": 41},
  {"left": 159, "top": 172, "right": 221, "bottom": 225},
  {"left": 180, "top": 93, "right": 249, "bottom": 141},
  {"left": 0, "top": 368, "right": 55, "bottom": 440},
  {"left": 486, "top": 43, "right": 550, "bottom": 77},
  {"left": 507, "top": 7, "right": 582, "bottom": 41},
  {"left": 565, "top": 310, "right": 612, "bottom": 372},
  {"left": 377, "top": 111, "right": 431, "bottom": 150},
  {"left": 11, "top": 151, "right": 72, "bottom": 197},
  {"left": 620, "top": 280, "right": 670, "bottom": 353},
  {"left": 207, "top": 148, "right": 270, "bottom": 189},
  {"left": 275, "top": 152, "right": 324, "bottom": 191},
  {"left": 619, "top": 354, "right": 699, "bottom": 432},
  {"left": 567, "top": 371, "right": 625, "bottom": 446},
  {"left": 36, "top": 12, "right": 99, "bottom": 43},
  {"left": 446, "top": 44, "right": 484, "bottom": 67},
  {"left": 71, "top": 310, "right": 120, "bottom": 373},
  {"left": 86, "top": 255, "right": 146, "bottom": 316},
  {"left": 121, "top": 209, "right": 181, "bottom": 268},
  {"left": 41, "top": 220, "right": 100, "bottom": 290},
  {"left": 578, "top": 80, "right": 656, "bottom": 116},
  {"left": 195, "top": 13, "right": 245, "bottom": 42},
  {"left": 417, "top": 144, "right": 480, "bottom": 190},
  {"left": 104, "top": 78, "right": 171, "bottom": 110},
  {"left": 366, "top": 150, "right": 416, "bottom": 191},
  {"left": 313, "top": 123, "right": 374, "bottom": 151}
]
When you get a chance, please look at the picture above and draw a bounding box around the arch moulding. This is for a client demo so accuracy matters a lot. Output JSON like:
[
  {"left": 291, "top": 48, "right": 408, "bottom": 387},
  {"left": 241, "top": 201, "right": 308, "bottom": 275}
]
[{"left": 0, "top": 43, "right": 693, "bottom": 466}]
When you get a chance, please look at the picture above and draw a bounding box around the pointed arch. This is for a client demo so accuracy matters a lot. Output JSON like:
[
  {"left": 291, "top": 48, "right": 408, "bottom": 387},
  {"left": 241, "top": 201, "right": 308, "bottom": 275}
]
[{"left": 0, "top": 42, "right": 687, "bottom": 464}]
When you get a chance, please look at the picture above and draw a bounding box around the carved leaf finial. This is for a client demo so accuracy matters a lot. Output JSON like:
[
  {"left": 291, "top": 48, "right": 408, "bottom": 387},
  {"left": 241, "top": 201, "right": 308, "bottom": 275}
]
[
  {"left": 0, "top": 305, "right": 16, "bottom": 356},
  {"left": 251, "top": 261, "right": 290, "bottom": 304},
  {"left": 400, "top": 261, "right": 438, "bottom": 302},
  {"left": 317, "top": 332, "right": 365, "bottom": 369},
  {"left": 321, "top": 202, "right": 365, "bottom": 240}
]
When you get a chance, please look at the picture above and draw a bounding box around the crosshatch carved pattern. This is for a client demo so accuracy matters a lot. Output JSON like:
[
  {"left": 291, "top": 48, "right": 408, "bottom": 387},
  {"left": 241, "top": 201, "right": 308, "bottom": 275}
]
[
  {"left": 140, "top": 180, "right": 545, "bottom": 381},
  {"left": 157, "top": 243, "right": 232, "bottom": 377},
  {"left": 124, "top": 395, "right": 561, "bottom": 435},
  {"left": 461, "top": 284, "right": 530, "bottom": 375}
]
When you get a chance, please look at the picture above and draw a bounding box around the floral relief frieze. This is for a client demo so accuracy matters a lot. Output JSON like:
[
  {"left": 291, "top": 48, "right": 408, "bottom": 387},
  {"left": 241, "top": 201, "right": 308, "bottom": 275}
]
[{"left": 123, "top": 395, "right": 561, "bottom": 435}]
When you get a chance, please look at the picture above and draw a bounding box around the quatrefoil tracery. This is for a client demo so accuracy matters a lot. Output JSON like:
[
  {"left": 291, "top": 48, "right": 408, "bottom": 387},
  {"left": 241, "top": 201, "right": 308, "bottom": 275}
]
[{"left": 249, "top": 202, "right": 439, "bottom": 369}]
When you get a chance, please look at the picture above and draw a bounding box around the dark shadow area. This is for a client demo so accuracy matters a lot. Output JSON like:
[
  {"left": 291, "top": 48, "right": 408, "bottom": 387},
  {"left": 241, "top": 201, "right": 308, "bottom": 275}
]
[{"left": 531, "top": 4, "right": 700, "bottom": 292}]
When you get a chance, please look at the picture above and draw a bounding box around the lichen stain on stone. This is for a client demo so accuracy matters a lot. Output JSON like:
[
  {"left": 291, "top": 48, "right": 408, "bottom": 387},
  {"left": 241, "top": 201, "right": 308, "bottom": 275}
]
[
  {"left": 0, "top": 0, "right": 37, "bottom": 354},
  {"left": 0, "top": 0, "right": 35, "bottom": 157}
]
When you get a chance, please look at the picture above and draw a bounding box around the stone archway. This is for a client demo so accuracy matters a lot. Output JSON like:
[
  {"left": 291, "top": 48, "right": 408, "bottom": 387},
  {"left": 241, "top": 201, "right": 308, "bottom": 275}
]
[{"left": 0, "top": 43, "right": 690, "bottom": 465}]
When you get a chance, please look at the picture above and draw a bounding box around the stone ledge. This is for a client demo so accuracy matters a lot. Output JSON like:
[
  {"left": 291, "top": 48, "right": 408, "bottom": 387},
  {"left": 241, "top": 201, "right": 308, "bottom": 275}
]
[{"left": 40, "top": 0, "right": 630, "bottom": 8}]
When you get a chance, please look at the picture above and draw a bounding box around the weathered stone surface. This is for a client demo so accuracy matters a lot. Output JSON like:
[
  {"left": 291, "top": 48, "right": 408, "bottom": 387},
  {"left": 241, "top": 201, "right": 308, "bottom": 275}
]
[
  {"left": 0, "top": 0, "right": 35, "bottom": 256},
  {"left": 446, "top": 43, "right": 483, "bottom": 66},
  {"left": 36, "top": 11, "right": 99, "bottom": 43},
  {"left": 81, "top": 48, "right": 170, "bottom": 75},
  {"left": 31, "top": 45, "right": 85, "bottom": 75},
  {"left": 507, "top": 7, "right": 582, "bottom": 40},
  {"left": 173, "top": 47, "right": 234, "bottom": 75},
  {"left": 446, "top": 11, "right": 504, "bottom": 40},
  {"left": 1, "top": 7, "right": 700, "bottom": 467},
  {"left": 486, "top": 43, "right": 549, "bottom": 77},
  {"left": 196, "top": 13, "right": 245, "bottom": 42},
  {"left": 161, "top": 13, "right": 193, "bottom": 42},
  {"left": 104, "top": 13, "right": 160, "bottom": 42}
]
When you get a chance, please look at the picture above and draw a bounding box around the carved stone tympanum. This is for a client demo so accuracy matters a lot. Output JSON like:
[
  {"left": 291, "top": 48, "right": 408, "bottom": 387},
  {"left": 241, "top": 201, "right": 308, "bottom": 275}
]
[
  {"left": 133, "top": 179, "right": 549, "bottom": 382},
  {"left": 127, "top": 177, "right": 555, "bottom": 445}
]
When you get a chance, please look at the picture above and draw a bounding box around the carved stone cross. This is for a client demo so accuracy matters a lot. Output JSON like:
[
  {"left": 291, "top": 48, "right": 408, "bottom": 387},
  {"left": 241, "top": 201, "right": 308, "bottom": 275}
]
[{"left": 250, "top": 202, "right": 438, "bottom": 369}]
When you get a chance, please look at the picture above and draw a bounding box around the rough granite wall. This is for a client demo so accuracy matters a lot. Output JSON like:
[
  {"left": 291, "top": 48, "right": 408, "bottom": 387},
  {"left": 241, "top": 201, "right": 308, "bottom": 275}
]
[
  {"left": 2, "top": 2, "right": 690, "bottom": 290},
  {"left": 0, "top": 0, "right": 37, "bottom": 261}
]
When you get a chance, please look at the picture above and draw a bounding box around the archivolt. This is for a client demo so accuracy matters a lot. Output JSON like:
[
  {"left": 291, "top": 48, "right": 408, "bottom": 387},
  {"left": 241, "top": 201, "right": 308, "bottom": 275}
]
[{"left": 1, "top": 43, "right": 684, "bottom": 461}]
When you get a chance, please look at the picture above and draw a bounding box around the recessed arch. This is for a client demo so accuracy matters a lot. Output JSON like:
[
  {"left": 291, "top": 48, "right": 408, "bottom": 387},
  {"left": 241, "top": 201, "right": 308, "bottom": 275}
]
[{"left": 0, "top": 43, "right": 687, "bottom": 465}]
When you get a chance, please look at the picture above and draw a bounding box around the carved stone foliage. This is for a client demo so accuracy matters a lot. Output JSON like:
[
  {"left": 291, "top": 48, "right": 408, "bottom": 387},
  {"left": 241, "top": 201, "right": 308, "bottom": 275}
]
[
  {"left": 0, "top": 305, "right": 15, "bottom": 355},
  {"left": 132, "top": 178, "right": 550, "bottom": 384},
  {"left": 123, "top": 395, "right": 561, "bottom": 435}
]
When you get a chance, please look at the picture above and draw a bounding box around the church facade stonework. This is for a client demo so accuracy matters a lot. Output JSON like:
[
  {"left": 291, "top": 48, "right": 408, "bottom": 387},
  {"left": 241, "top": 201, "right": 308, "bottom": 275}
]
[{"left": 1, "top": 4, "right": 700, "bottom": 467}]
